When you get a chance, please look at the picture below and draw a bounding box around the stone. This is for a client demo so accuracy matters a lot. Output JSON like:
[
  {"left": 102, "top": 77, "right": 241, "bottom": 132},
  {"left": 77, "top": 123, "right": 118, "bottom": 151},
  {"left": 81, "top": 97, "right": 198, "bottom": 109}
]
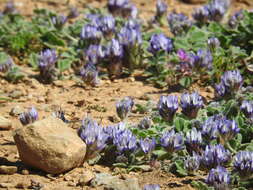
[
  {"left": 10, "top": 105, "right": 25, "bottom": 116},
  {"left": 0, "top": 165, "right": 18, "bottom": 174},
  {"left": 21, "top": 169, "right": 29, "bottom": 175},
  {"left": 91, "top": 173, "right": 141, "bottom": 190},
  {"left": 13, "top": 116, "right": 86, "bottom": 174},
  {"left": 78, "top": 170, "right": 95, "bottom": 186},
  {"left": 0, "top": 116, "right": 12, "bottom": 130}
]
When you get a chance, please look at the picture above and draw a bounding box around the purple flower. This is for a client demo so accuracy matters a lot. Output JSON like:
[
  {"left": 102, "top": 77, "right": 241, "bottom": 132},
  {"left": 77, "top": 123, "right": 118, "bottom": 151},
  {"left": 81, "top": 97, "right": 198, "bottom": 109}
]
[
  {"left": 85, "top": 44, "right": 105, "bottom": 64},
  {"left": 98, "top": 15, "right": 115, "bottom": 36},
  {"left": 208, "top": 37, "right": 220, "bottom": 50},
  {"left": 234, "top": 151, "right": 253, "bottom": 179},
  {"left": 215, "top": 83, "right": 226, "bottom": 98},
  {"left": 51, "top": 15, "right": 67, "bottom": 29},
  {"left": 143, "top": 184, "right": 160, "bottom": 190},
  {"left": 116, "top": 97, "right": 134, "bottom": 120},
  {"left": 192, "top": 6, "right": 210, "bottom": 24},
  {"left": 138, "top": 117, "right": 152, "bottom": 129},
  {"left": 184, "top": 153, "right": 200, "bottom": 175},
  {"left": 80, "top": 63, "right": 100, "bottom": 87},
  {"left": 201, "top": 144, "right": 231, "bottom": 169},
  {"left": 79, "top": 118, "right": 108, "bottom": 159},
  {"left": 38, "top": 49, "right": 58, "bottom": 82},
  {"left": 113, "top": 129, "right": 137, "bottom": 153},
  {"left": 118, "top": 25, "right": 142, "bottom": 47},
  {"left": 148, "top": 33, "right": 173, "bottom": 54},
  {"left": 3, "top": 1, "right": 17, "bottom": 15},
  {"left": 206, "top": 166, "right": 230, "bottom": 190},
  {"left": 193, "top": 49, "right": 213, "bottom": 70},
  {"left": 228, "top": 10, "right": 244, "bottom": 28},
  {"left": 177, "top": 49, "right": 189, "bottom": 62},
  {"left": 160, "top": 130, "right": 184, "bottom": 153},
  {"left": 217, "top": 119, "right": 239, "bottom": 144},
  {"left": 104, "top": 122, "right": 126, "bottom": 143},
  {"left": 0, "top": 57, "right": 13, "bottom": 73},
  {"left": 180, "top": 92, "right": 203, "bottom": 119},
  {"left": 85, "top": 14, "right": 100, "bottom": 23},
  {"left": 221, "top": 70, "right": 243, "bottom": 93},
  {"left": 156, "top": 0, "right": 167, "bottom": 17},
  {"left": 201, "top": 115, "right": 219, "bottom": 140},
  {"left": 80, "top": 24, "right": 102, "bottom": 44},
  {"left": 240, "top": 100, "right": 253, "bottom": 119},
  {"left": 140, "top": 138, "right": 156, "bottom": 154},
  {"left": 106, "top": 39, "right": 124, "bottom": 59},
  {"left": 67, "top": 7, "right": 79, "bottom": 19},
  {"left": 167, "top": 13, "right": 192, "bottom": 36},
  {"left": 157, "top": 95, "right": 178, "bottom": 122},
  {"left": 185, "top": 128, "right": 203, "bottom": 155},
  {"left": 19, "top": 107, "right": 38, "bottom": 126},
  {"left": 105, "top": 39, "right": 124, "bottom": 77},
  {"left": 108, "top": 0, "right": 137, "bottom": 18}
]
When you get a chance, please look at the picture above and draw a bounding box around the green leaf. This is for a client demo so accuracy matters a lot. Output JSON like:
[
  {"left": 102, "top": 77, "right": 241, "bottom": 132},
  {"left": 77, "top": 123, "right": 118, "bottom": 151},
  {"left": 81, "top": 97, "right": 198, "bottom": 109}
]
[
  {"left": 179, "top": 77, "right": 192, "bottom": 88},
  {"left": 191, "top": 181, "right": 213, "bottom": 190},
  {"left": 174, "top": 117, "right": 185, "bottom": 132},
  {"left": 41, "top": 31, "right": 65, "bottom": 46},
  {"left": 57, "top": 59, "right": 72, "bottom": 72},
  {"left": 174, "top": 160, "right": 187, "bottom": 177},
  {"left": 5, "top": 67, "right": 25, "bottom": 83},
  {"left": 28, "top": 53, "right": 39, "bottom": 69}
]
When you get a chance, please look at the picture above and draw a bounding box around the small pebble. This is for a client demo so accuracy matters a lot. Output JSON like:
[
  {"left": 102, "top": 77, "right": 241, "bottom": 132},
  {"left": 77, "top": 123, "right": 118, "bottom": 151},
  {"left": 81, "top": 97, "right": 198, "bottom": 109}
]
[{"left": 21, "top": 169, "right": 29, "bottom": 175}]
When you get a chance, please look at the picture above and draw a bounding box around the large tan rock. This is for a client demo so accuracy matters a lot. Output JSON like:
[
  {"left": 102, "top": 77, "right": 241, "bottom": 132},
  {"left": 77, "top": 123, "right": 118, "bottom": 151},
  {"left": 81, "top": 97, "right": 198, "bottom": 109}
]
[{"left": 13, "top": 117, "right": 86, "bottom": 174}]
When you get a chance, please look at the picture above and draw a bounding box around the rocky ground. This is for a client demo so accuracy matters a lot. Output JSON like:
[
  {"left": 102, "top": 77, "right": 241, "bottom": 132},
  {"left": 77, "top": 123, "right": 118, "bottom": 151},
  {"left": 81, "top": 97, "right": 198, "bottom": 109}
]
[{"left": 0, "top": 0, "right": 253, "bottom": 190}]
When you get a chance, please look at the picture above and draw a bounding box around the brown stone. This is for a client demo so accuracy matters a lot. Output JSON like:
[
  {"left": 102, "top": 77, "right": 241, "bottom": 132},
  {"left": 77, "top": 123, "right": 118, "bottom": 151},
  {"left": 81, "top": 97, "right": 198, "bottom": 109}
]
[{"left": 13, "top": 117, "right": 86, "bottom": 174}]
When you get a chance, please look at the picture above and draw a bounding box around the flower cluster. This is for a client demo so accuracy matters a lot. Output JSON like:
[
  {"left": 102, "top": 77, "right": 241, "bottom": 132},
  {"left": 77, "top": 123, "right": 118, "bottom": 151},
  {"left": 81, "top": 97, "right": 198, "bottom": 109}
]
[
  {"left": 201, "top": 144, "right": 231, "bottom": 170},
  {"left": 180, "top": 92, "right": 203, "bottom": 119},
  {"left": 185, "top": 127, "right": 203, "bottom": 155},
  {"left": 160, "top": 130, "right": 184, "bottom": 154},
  {"left": 0, "top": 57, "right": 13, "bottom": 73},
  {"left": 193, "top": 0, "right": 231, "bottom": 24},
  {"left": 234, "top": 151, "right": 253, "bottom": 180},
  {"left": 140, "top": 138, "right": 156, "bottom": 154},
  {"left": 201, "top": 114, "right": 239, "bottom": 143},
  {"left": 80, "top": 24, "right": 102, "bottom": 45},
  {"left": 105, "top": 38, "right": 124, "bottom": 77},
  {"left": 80, "top": 63, "right": 100, "bottom": 87},
  {"left": 113, "top": 128, "right": 137, "bottom": 154},
  {"left": 157, "top": 95, "right": 178, "bottom": 122},
  {"left": 38, "top": 49, "right": 58, "bottom": 82},
  {"left": 228, "top": 10, "right": 244, "bottom": 28},
  {"left": 116, "top": 96, "right": 134, "bottom": 120},
  {"left": 207, "top": 37, "right": 220, "bottom": 50},
  {"left": 240, "top": 100, "right": 253, "bottom": 121},
  {"left": 206, "top": 166, "right": 230, "bottom": 190},
  {"left": 167, "top": 13, "right": 192, "bottom": 36},
  {"left": 19, "top": 107, "right": 39, "bottom": 126},
  {"left": 79, "top": 118, "right": 109, "bottom": 159},
  {"left": 51, "top": 15, "right": 67, "bottom": 29},
  {"left": 215, "top": 70, "right": 243, "bottom": 98},
  {"left": 85, "top": 44, "right": 105, "bottom": 64},
  {"left": 148, "top": 33, "right": 173, "bottom": 55},
  {"left": 184, "top": 153, "right": 200, "bottom": 175},
  {"left": 107, "top": 0, "right": 138, "bottom": 18}
]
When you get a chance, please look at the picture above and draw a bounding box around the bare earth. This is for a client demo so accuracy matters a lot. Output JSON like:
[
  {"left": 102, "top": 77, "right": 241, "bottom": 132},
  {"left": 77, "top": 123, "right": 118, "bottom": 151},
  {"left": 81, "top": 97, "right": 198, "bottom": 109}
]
[{"left": 0, "top": 0, "right": 252, "bottom": 189}]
